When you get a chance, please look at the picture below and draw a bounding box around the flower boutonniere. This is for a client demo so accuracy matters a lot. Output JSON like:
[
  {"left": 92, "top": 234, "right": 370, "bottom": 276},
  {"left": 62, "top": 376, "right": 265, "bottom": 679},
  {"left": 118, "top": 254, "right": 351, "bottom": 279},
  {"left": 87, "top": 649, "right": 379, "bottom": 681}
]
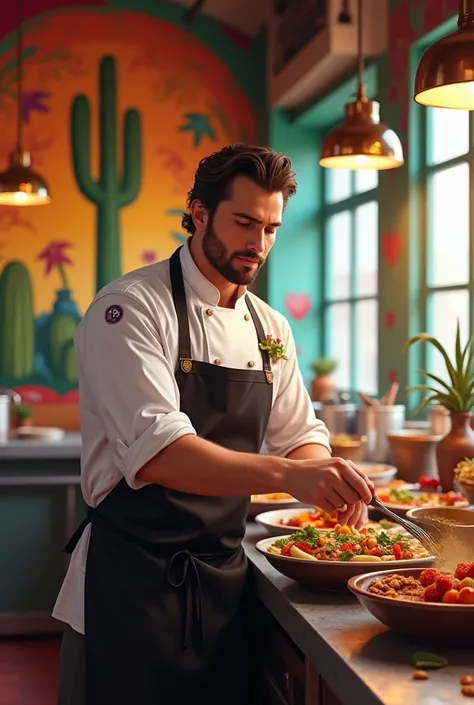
[{"left": 259, "top": 334, "right": 289, "bottom": 363}]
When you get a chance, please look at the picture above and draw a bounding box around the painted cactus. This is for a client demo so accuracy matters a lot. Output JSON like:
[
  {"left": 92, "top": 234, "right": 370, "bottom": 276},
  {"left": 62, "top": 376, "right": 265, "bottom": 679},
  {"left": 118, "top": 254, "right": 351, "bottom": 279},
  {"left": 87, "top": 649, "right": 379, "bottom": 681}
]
[
  {"left": 48, "top": 314, "right": 78, "bottom": 379},
  {"left": 71, "top": 55, "right": 142, "bottom": 292},
  {"left": 0, "top": 261, "right": 35, "bottom": 378},
  {"left": 62, "top": 339, "right": 78, "bottom": 385}
]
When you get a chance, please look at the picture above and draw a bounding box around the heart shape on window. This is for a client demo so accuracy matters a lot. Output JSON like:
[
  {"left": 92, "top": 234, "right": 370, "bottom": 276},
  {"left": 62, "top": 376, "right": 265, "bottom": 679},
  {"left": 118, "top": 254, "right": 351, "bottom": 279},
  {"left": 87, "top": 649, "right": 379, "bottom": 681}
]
[
  {"left": 382, "top": 232, "right": 402, "bottom": 268},
  {"left": 285, "top": 293, "right": 311, "bottom": 322}
]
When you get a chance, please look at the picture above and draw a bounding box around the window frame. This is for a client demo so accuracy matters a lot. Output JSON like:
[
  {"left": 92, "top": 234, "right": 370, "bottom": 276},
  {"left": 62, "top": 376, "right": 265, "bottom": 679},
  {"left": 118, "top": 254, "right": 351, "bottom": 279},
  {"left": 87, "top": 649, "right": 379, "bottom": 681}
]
[
  {"left": 320, "top": 170, "right": 379, "bottom": 396},
  {"left": 418, "top": 106, "right": 474, "bottom": 380}
]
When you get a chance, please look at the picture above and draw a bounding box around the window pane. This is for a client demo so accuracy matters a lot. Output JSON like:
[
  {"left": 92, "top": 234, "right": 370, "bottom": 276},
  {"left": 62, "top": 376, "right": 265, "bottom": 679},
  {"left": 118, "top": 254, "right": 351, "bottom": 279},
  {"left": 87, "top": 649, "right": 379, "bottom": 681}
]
[
  {"left": 354, "top": 170, "right": 378, "bottom": 194},
  {"left": 428, "top": 108, "right": 469, "bottom": 165},
  {"left": 356, "top": 299, "right": 378, "bottom": 395},
  {"left": 327, "top": 303, "right": 351, "bottom": 390},
  {"left": 355, "top": 201, "right": 378, "bottom": 297},
  {"left": 327, "top": 169, "right": 352, "bottom": 203},
  {"left": 428, "top": 163, "right": 469, "bottom": 287},
  {"left": 428, "top": 289, "right": 469, "bottom": 383},
  {"left": 327, "top": 211, "right": 351, "bottom": 299}
]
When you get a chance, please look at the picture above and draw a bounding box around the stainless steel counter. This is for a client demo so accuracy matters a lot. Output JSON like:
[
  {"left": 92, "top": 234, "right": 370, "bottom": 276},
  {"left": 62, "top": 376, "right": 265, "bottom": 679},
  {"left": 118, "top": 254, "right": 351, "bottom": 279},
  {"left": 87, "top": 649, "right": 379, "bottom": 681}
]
[{"left": 0, "top": 432, "right": 82, "bottom": 460}]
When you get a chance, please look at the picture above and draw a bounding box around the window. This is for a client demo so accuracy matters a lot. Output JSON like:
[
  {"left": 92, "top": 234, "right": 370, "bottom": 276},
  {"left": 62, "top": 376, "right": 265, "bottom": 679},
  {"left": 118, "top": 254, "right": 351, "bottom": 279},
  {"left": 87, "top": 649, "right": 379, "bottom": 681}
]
[
  {"left": 422, "top": 107, "right": 473, "bottom": 381},
  {"left": 322, "top": 169, "right": 379, "bottom": 396}
]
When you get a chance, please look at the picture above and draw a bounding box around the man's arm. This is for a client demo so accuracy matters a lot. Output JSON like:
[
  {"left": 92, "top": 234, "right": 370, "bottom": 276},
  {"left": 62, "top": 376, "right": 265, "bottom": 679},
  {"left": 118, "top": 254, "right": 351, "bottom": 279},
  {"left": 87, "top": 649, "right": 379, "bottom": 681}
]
[
  {"left": 287, "top": 444, "right": 331, "bottom": 461},
  {"left": 77, "top": 292, "right": 290, "bottom": 494},
  {"left": 79, "top": 294, "right": 372, "bottom": 512}
]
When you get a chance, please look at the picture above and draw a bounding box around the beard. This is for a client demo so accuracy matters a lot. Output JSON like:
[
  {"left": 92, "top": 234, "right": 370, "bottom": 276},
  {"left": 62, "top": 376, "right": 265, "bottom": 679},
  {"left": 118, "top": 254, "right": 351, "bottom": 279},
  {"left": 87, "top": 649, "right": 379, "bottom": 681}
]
[{"left": 202, "top": 220, "right": 265, "bottom": 286}]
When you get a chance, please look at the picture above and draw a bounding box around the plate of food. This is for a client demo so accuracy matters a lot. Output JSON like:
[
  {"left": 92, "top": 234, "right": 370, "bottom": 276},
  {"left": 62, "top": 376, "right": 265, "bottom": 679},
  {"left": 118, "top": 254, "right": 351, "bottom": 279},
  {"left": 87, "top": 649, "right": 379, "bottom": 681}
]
[
  {"left": 348, "top": 563, "right": 474, "bottom": 644},
  {"left": 354, "top": 462, "right": 398, "bottom": 487},
  {"left": 369, "top": 487, "right": 468, "bottom": 518},
  {"left": 255, "top": 506, "right": 403, "bottom": 537},
  {"left": 248, "top": 493, "right": 304, "bottom": 519},
  {"left": 256, "top": 525, "right": 433, "bottom": 589}
]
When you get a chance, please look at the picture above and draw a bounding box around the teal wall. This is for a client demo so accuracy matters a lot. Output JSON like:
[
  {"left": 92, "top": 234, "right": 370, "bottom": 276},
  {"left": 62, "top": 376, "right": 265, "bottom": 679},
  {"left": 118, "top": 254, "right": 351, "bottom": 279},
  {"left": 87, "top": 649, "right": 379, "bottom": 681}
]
[{"left": 268, "top": 66, "right": 377, "bottom": 387}]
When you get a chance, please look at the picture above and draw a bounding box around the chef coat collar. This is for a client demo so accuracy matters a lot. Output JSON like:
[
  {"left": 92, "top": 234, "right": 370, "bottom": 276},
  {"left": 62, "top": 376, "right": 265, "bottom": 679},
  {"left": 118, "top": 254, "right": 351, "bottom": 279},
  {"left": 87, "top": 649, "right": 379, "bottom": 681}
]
[{"left": 180, "top": 241, "right": 248, "bottom": 311}]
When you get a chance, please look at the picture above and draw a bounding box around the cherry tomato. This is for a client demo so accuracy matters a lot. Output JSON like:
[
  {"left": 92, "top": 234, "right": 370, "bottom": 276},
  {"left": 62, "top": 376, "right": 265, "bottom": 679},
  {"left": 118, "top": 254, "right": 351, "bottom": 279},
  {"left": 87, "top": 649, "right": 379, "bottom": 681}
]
[
  {"left": 442, "top": 589, "right": 460, "bottom": 604},
  {"left": 392, "top": 542, "right": 402, "bottom": 560},
  {"left": 459, "top": 587, "right": 474, "bottom": 604},
  {"left": 418, "top": 475, "right": 440, "bottom": 490},
  {"left": 295, "top": 541, "right": 313, "bottom": 554}
]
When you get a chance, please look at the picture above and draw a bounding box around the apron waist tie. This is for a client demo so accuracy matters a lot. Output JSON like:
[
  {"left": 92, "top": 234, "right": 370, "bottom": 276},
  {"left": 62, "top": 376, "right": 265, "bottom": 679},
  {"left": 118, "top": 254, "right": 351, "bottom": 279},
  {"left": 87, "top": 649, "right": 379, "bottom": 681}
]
[{"left": 167, "top": 549, "right": 205, "bottom": 651}]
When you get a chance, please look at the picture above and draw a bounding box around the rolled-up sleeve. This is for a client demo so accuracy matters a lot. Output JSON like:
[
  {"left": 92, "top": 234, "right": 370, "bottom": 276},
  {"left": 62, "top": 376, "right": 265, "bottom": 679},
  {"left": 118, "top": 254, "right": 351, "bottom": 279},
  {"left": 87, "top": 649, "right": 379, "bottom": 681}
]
[
  {"left": 76, "top": 292, "right": 196, "bottom": 488},
  {"left": 264, "top": 321, "right": 330, "bottom": 458}
]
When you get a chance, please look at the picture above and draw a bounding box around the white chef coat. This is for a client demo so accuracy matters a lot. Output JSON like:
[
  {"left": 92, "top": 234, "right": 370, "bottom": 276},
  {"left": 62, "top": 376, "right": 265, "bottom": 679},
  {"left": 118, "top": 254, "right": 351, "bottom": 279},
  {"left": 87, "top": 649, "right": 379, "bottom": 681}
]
[{"left": 53, "top": 243, "right": 330, "bottom": 634}]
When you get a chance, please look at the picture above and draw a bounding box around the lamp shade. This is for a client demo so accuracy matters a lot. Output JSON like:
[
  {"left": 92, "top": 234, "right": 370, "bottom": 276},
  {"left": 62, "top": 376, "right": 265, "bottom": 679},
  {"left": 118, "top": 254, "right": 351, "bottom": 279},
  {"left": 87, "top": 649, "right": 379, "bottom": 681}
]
[
  {"left": 0, "top": 151, "right": 51, "bottom": 206},
  {"left": 319, "top": 98, "right": 404, "bottom": 170},
  {"left": 414, "top": 26, "right": 474, "bottom": 109}
]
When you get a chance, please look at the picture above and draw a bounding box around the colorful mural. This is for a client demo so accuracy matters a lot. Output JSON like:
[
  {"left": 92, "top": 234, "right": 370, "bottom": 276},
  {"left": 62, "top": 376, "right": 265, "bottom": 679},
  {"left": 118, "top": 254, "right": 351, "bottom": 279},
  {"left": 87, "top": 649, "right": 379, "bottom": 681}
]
[{"left": 0, "top": 4, "right": 260, "bottom": 405}]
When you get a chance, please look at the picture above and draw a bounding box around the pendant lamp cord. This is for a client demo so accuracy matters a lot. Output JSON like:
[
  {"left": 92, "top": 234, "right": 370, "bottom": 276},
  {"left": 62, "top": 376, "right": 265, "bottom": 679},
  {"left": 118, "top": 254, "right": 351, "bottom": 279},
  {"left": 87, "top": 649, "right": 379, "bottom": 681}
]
[
  {"left": 16, "top": 0, "right": 23, "bottom": 154},
  {"left": 356, "top": 0, "right": 365, "bottom": 101}
]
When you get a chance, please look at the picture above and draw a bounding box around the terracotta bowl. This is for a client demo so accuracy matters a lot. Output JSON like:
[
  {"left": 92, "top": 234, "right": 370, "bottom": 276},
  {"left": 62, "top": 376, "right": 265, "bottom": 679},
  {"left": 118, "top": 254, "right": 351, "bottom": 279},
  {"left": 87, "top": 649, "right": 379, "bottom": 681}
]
[
  {"left": 405, "top": 506, "right": 474, "bottom": 564},
  {"left": 459, "top": 481, "right": 474, "bottom": 505},
  {"left": 330, "top": 434, "right": 367, "bottom": 463},
  {"left": 255, "top": 536, "right": 434, "bottom": 590},
  {"left": 386, "top": 429, "right": 442, "bottom": 484},
  {"left": 348, "top": 567, "right": 474, "bottom": 645}
]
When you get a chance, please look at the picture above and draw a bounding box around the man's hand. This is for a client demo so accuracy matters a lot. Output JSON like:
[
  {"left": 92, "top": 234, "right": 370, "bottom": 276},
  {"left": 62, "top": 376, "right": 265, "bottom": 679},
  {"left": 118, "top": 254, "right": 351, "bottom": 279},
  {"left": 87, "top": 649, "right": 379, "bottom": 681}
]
[{"left": 284, "top": 456, "right": 374, "bottom": 525}]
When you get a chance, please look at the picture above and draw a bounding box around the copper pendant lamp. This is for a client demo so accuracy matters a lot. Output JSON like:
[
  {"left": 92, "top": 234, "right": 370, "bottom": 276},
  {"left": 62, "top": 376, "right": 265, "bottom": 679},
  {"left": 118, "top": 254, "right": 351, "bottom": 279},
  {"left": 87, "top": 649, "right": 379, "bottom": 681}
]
[
  {"left": 0, "top": 0, "right": 51, "bottom": 206},
  {"left": 319, "top": 0, "right": 404, "bottom": 170},
  {"left": 414, "top": 0, "right": 474, "bottom": 109}
]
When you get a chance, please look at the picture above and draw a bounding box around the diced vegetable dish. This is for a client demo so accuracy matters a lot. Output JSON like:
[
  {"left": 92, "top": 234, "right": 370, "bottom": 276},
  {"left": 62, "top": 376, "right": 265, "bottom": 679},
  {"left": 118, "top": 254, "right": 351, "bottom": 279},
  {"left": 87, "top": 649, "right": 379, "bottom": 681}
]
[
  {"left": 266, "top": 525, "right": 430, "bottom": 562},
  {"left": 377, "top": 488, "right": 465, "bottom": 507}
]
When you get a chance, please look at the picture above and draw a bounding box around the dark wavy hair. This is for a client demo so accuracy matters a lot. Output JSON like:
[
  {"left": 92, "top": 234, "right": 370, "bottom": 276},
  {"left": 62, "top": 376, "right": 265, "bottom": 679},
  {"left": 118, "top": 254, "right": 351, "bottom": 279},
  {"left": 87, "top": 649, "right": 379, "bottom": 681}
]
[{"left": 181, "top": 144, "right": 298, "bottom": 236}]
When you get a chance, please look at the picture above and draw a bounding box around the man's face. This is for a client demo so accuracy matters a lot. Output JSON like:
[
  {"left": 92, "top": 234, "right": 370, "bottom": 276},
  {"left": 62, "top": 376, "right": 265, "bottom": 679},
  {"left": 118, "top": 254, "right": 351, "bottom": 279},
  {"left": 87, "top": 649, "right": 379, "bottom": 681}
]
[{"left": 201, "top": 176, "right": 283, "bottom": 286}]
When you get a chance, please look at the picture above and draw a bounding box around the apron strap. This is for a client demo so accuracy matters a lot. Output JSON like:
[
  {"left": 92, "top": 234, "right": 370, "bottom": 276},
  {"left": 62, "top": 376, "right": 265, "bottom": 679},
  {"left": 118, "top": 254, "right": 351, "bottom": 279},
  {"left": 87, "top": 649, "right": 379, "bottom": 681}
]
[
  {"left": 169, "top": 247, "right": 192, "bottom": 366},
  {"left": 245, "top": 295, "right": 272, "bottom": 379},
  {"left": 167, "top": 550, "right": 205, "bottom": 650}
]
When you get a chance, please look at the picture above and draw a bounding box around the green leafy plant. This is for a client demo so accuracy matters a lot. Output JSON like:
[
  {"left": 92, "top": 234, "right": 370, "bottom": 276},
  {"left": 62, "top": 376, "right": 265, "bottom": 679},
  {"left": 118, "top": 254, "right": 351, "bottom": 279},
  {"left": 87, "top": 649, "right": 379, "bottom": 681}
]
[
  {"left": 15, "top": 404, "right": 32, "bottom": 420},
  {"left": 404, "top": 321, "right": 474, "bottom": 415},
  {"left": 259, "top": 335, "right": 288, "bottom": 363},
  {"left": 310, "top": 357, "right": 338, "bottom": 376}
]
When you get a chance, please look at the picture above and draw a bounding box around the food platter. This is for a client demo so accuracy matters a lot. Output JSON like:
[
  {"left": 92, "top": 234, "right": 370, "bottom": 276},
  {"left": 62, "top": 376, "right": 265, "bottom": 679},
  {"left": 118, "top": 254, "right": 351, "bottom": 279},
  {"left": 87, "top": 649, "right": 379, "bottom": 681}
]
[
  {"left": 348, "top": 564, "right": 474, "bottom": 644},
  {"left": 369, "top": 486, "right": 468, "bottom": 518},
  {"left": 248, "top": 494, "right": 304, "bottom": 520},
  {"left": 256, "top": 526, "right": 433, "bottom": 590},
  {"left": 255, "top": 507, "right": 403, "bottom": 537}
]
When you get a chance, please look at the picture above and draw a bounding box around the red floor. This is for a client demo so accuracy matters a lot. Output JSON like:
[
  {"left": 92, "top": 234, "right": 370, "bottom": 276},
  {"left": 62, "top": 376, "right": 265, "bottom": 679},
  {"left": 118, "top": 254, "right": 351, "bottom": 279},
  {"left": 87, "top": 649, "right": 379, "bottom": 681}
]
[{"left": 0, "top": 638, "right": 61, "bottom": 705}]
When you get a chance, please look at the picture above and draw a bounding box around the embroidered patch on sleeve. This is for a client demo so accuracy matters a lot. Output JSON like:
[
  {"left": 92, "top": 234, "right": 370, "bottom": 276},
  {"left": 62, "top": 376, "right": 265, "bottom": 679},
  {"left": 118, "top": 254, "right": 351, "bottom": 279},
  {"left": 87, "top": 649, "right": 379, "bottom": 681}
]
[{"left": 104, "top": 304, "right": 124, "bottom": 325}]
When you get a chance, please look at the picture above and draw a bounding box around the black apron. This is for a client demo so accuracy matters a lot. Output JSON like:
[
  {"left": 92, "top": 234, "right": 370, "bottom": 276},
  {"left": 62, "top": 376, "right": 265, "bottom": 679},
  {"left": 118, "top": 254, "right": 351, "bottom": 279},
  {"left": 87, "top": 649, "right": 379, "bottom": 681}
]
[{"left": 65, "top": 247, "right": 274, "bottom": 705}]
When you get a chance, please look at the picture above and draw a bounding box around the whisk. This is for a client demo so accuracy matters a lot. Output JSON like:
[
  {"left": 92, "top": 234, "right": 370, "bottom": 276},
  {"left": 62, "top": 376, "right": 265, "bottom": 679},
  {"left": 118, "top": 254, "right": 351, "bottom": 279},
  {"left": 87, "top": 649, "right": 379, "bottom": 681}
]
[{"left": 371, "top": 496, "right": 440, "bottom": 556}]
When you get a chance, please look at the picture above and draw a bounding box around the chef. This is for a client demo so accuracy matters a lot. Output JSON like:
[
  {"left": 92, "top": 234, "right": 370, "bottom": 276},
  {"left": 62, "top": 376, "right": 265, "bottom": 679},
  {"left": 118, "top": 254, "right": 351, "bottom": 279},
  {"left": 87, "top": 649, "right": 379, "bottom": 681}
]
[{"left": 54, "top": 143, "right": 373, "bottom": 705}]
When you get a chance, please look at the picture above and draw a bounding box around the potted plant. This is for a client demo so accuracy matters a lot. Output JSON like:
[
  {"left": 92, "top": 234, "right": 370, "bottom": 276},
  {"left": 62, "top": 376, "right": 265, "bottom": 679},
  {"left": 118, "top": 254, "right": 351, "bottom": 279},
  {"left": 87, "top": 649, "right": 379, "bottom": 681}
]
[
  {"left": 310, "top": 357, "right": 338, "bottom": 402},
  {"left": 404, "top": 322, "right": 474, "bottom": 491},
  {"left": 14, "top": 404, "right": 33, "bottom": 428},
  {"left": 453, "top": 458, "right": 474, "bottom": 504}
]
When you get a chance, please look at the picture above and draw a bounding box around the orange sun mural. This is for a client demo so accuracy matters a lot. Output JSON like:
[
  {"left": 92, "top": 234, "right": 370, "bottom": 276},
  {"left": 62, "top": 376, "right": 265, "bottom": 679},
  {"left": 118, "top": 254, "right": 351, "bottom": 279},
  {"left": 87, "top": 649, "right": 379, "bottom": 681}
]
[{"left": 0, "top": 6, "right": 258, "bottom": 402}]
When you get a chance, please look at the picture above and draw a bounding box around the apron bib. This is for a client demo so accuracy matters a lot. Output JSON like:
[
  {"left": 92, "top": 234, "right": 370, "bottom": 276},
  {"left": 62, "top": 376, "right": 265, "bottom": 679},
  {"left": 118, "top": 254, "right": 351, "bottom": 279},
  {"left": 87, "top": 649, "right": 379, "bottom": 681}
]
[{"left": 65, "top": 247, "right": 274, "bottom": 705}]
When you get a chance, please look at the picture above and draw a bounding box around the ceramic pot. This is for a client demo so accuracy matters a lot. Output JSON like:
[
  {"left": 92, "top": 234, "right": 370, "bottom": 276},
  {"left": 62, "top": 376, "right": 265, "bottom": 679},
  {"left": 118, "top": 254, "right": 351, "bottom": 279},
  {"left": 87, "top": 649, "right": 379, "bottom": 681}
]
[
  {"left": 436, "top": 412, "right": 474, "bottom": 491},
  {"left": 311, "top": 374, "right": 336, "bottom": 402}
]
